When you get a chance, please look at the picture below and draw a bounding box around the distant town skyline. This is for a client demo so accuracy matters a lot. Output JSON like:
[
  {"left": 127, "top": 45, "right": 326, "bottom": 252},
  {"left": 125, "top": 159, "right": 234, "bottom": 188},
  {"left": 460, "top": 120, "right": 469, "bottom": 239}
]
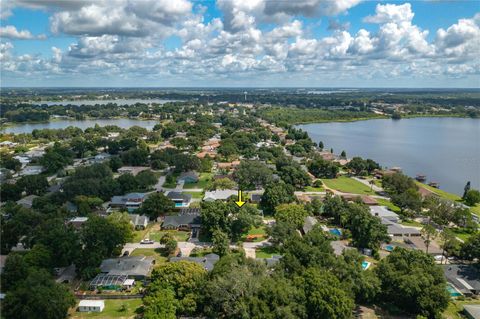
[{"left": 1, "top": 0, "right": 479, "bottom": 87}]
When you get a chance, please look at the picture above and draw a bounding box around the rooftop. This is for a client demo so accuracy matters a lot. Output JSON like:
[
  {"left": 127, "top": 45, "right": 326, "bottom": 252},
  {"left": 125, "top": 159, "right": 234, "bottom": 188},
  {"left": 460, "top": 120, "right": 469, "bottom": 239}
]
[{"left": 170, "top": 253, "right": 220, "bottom": 271}]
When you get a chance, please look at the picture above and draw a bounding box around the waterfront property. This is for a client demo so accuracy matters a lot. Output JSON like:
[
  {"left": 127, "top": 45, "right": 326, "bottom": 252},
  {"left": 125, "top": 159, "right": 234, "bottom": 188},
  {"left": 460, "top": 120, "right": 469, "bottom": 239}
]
[{"left": 369, "top": 206, "right": 400, "bottom": 223}]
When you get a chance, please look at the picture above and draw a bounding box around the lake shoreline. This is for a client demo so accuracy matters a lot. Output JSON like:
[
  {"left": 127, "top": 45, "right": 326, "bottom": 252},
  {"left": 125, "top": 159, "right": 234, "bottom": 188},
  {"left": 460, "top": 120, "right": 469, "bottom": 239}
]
[{"left": 297, "top": 117, "right": 480, "bottom": 196}]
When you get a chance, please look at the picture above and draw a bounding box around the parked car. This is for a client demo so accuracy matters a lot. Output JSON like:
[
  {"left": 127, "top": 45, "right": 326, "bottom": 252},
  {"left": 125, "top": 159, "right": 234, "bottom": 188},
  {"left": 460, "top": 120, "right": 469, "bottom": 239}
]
[{"left": 140, "top": 239, "right": 154, "bottom": 244}]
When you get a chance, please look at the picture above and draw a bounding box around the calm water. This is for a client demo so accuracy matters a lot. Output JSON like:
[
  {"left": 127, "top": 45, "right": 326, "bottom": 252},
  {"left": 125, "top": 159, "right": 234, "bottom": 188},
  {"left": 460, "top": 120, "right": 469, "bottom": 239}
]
[
  {"left": 35, "top": 98, "right": 181, "bottom": 106},
  {"left": 297, "top": 118, "right": 480, "bottom": 195},
  {"left": 1, "top": 119, "right": 160, "bottom": 134}
]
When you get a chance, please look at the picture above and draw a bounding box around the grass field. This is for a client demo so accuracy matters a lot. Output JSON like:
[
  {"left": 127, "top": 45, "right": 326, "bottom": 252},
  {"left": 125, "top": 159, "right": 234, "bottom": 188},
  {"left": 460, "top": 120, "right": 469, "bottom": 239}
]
[
  {"left": 451, "top": 228, "right": 476, "bottom": 242},
  {"left": 132, "top": 224, "right": 154, "bottom": 242},
  {"left": 415, "top": 182, "right": 461, "bottom": 201},
  {"left": 443, "top": 299, "right": 480, "bottom": 319},
  {"left": 130, "top": 248, "right": 168, "bottom": 264},
  {"left": 401, "top": 220, "right": 423, "bottom": 227},
  {"left": 241, "top": 226, "right": 268, "bottom": 242},
  {"left": 375, "top": 198, "right": 401, "bottom": 213},
  {"left": 183, "top": 173, "right": 213, "bottom": 189},
  {"left": 184, "top": 191, "right": 204, "bottom": 199},
  {"left": 70, "top": 299, "right": 143, "bottom": 319},
  {"left": 256, "top": 246, "right": 280, "bottom": 258},
  {"left": 304, "top": 186, "right": 325, "bottom": 192},
  {"left": 148, "top": 230, "right": 190, "bottom": 242},
  {"left": 321, "top": 176, "right": 374, "bottom": 195}
]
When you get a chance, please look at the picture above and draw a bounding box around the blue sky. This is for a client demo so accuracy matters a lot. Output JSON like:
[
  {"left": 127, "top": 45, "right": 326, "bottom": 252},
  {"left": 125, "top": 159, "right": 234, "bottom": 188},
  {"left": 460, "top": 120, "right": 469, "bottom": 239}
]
[{"left": 1, "top": 0, "right": 479, "bottom": 87}]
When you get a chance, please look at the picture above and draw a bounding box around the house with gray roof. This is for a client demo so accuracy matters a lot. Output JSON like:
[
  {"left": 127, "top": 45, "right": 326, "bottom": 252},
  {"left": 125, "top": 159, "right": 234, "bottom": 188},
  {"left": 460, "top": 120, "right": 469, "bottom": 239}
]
[
  {"left": 170, "top": 253, "right": 219, "bottom": 271},
  {"left": 16, "top": 195, "right": 38, "bottom": 209},
  {"left": 464, "top": 305, "right": 480, "bottom": 319},
  {"left": 443, "top": 264, "right": 480, "bottom": 296},
  {"left": 166, "top": 191, "right": 192, "bottom": 208},
  {"left": 370, "top": 206, "right": 399, "bottom": 223},
  {"left": 380, "top": 218, "right": 421, "bottom": 237},
  {"left": 203, "top": 189, "right": 237, "bottom": 201},
  {"left": 110, "top": 193, "right": 148, "bottom": 211},
  {"left": 162, "top": 214, "right": 201, "bottom": 232},
  {"left": 302, "top": 216, "right": 318, "bottom": 234},
  {"left": 129, "top": 214, "right": 149, "bottom": 230},
  {"left": 177, "top": 171, "right": 199, "bottom": 183},
  {"left": 100, "top": 256, "right": 155, "bottom": 279}
]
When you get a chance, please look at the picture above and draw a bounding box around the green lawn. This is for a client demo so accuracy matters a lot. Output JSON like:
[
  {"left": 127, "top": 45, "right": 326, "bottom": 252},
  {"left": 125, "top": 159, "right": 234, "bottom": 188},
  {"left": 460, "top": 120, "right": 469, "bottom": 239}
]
[
  {"left": 451, "top": 228, "right": 476, "bottom": 242},
  {"left": 190, "top": 248, "right": 213, "bottom": 257},
  {"left": 148, "top": 230, "right": 190, "bottom": 242},
  {"left": 415, "top": 182, "right": 461, "bottom": 201},
  {"left": 183, "top": 172, "right": 213, "bottom": 189},
  {"left": 132, "top": 224, "right": 154, "bottom": 242},
  {"left": 256, "top": 246, "right": 280, "bottom": 258},
  {"left": 130, "top": 248, "right": 168, "bottom": 264},
  {"left": 184, "top": 191, "right": 204, "bottom": 199},
  {"left": 304, "top": 186, "right": 325, "bottom": 192},
  {"left": 241, "top": 226, "right": 267, "bottom": 242},
  {"left": 401, "top": 219, "right": 423, "bottom": 227},
  {"left": 470, "top": 204, "right": 480, "bottom": 217},
  {"left": 376, "top": 198, "right": 401, "bottom": 213},
  {"left": 321, "top": 176, "right": 374, "bottom": 195},
  {"left": 162, "top": 173, "right": 179, "bottom": 189},
  {"left": 70, "top": 299, "right": 143, "bottom": 319},
  {"left": 443, "top": 299, "right": 480, "bottom": 319}
]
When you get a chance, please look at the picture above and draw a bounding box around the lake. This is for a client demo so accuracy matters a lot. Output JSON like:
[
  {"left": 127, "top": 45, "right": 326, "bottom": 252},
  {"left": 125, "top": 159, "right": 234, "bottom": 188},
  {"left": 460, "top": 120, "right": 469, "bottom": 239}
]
[
  {"left": 297, "top": 117, "right": 480, "bottom": 195},
  {"left": 1, "top": 119, "right": 160, "bottom": 134},
  {"left": 34, "top": 98, "right": 181, "bottom": 106}
]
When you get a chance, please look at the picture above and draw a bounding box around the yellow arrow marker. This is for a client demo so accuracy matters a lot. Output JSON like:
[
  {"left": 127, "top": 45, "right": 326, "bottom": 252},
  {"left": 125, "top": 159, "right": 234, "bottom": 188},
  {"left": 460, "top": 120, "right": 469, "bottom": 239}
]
[{"left": 235, "top": 189, "right": 246, "bottom": 208}]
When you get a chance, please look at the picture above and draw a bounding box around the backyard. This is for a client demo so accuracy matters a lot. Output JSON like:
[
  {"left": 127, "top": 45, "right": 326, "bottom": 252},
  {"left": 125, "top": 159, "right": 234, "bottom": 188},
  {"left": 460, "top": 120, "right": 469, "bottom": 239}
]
[
  {"left": 255, "top": 246, "right": 280, "bottom": 258},
  {"left": 183, "top": 173, "right": 213, "bottom": 189},
  {"left": 241, "top": 226, "right": 268, "bottom": 242},
  {"left": 129, "top": 248, "right": 168, "bottom": 264},
  {"left": 69, "top": 299, "right": 142, "bottom": 319},
  {"left": 148, "top": 229, "right": 191, "bottom": 242},
  {"left": 321, "top": 176, "right": 375, "bottom": 195}
]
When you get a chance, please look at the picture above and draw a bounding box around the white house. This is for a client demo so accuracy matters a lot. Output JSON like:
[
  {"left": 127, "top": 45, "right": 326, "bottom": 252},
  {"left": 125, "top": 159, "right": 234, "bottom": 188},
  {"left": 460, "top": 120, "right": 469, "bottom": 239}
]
[
  {"left": 203, "top": 189, "right": 237, "bottom": 202},
  {"left": 78, "top": 300, "right": 105, "bottom": 312},
  {"left": 369, "top": 206, "right": 399, "bottom": 223}
]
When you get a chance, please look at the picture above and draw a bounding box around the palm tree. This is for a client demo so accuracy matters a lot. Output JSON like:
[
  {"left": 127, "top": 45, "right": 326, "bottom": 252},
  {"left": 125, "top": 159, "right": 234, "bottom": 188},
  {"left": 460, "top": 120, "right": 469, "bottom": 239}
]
[{"left": 421, "top": 223, "right": 437, "bottom": 254}]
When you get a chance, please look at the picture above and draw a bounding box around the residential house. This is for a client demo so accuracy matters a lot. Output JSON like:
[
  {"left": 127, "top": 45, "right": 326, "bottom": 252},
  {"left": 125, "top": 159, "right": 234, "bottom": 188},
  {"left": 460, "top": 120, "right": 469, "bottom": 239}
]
[
  {"left": 203, "top": 189, "right": 237, "bottom": 201},
  {"left": 170, "top": 253, "right": 220, "bottom": 271},
  {"left": 443, "top": 264, "right": 480, "bottom": 296},
  {"left": 117, "top": 166, "right": 150, "bottom": 176},
  {"left": 18, "top": 165, "right": 43, "bottom": 176},
  {"left": 129, "top": 214, "right": 149, "bottom": 230},
  {"left": 303, "top": 216, "right": 318, "bottom": 234},
  {"left": 369, "top": 206, "right": 399, "bottom": 223},
  {"left": 162, "top": 214, "right": 201, "bottom": 235},
  {"left": 166, "top": 191, "right": 192, "bottom": 208},
  {"left": 110, "top": 193, "right": 148, "bottom": 211},
  {"left": 68, "top": 217, "right": 88, "bottom": 229},
  {"left": 0, "top": 141, "right": 17, "bottom": 148},
  {"left": 217, "top": 160, "right": 240, "bottom": 170},
  {"left": 78, "top": 300, "right": 105, "bottom": 313},
  {"left": 16, "top": 195, "right": 38, "bottom": 209},
  {"left": 99, "top": 256, "right": 155, "bottom": 279},
  {"left": 463, "top": 305, "right": 480, "bottom": 319},
  {"left": 177, "top": 171, "right": 199, "bottom": 184},
  {"left": 381, "top": 218, "right": 421, "bottom": 238},
  {"left": 250, "top": 193, "right": 262, "bottom": 204}
]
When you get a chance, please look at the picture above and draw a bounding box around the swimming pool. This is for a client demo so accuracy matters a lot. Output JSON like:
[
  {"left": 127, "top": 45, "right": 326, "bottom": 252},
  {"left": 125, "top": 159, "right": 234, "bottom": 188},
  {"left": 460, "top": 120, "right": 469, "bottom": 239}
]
[
  {"left": 446, "top": 284, "right": 462, "bottom": 297},
  {"left": 329, "top": 228, "right": 342, "bottom": 237},
  {"left": 384, "top": 245, "right": 394, "bottom": 252},
  {"left": 361, "top": 261, "right": 371, "bottom": 270}
]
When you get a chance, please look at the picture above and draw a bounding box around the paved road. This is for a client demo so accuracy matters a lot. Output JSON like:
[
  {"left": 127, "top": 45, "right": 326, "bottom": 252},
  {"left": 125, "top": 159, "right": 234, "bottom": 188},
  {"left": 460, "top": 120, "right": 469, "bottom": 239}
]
[{"left": 154, "top": 175, "right": 166, "bottom": 191}]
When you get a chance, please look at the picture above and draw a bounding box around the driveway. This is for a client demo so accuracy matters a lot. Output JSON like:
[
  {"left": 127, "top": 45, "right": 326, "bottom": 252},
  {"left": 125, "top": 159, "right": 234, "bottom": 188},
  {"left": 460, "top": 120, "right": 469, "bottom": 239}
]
[{"left": 154, "top": 175, "right": 166, "bottom": 191}]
